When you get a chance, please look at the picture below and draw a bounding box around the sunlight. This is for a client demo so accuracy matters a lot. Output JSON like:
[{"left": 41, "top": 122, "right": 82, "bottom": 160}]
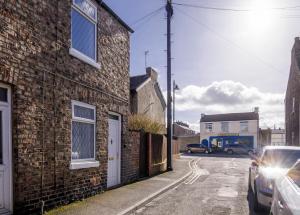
[{"left": 246, "top": 0, "right": 277, "bottom": 36}]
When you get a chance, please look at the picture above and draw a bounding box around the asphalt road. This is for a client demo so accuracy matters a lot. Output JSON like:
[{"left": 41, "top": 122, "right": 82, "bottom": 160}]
[{"left": 130, "top": 153, "right": 269, "bottom": 215}]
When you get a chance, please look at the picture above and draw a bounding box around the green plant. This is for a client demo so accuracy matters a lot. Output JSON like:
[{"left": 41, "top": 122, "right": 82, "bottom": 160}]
[{"left": 128, "top": 114, "right": 165, "bottom": 134}]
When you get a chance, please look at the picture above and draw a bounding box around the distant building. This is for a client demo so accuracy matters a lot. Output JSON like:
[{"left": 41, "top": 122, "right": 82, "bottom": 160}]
[
  {"left": 130, "top": 67, "right": 166, "bottom": 126},
  {"left": 258, "top": 128, "right": 272, "bottom": 148},
  {"left": 285, "top": 37, "right": 300, "bottom": 146},
  {"left": 271, "top": 129, "right": 286, "bottom": 146},
  {"left": 259, "top": 128, "right": 286, "bottom": 147},
  {"left": 200, "top": 108, "right": 259, "bottom": 149},
  {"left": 173, "top": 121, "right": 196, "bottom": 137}
]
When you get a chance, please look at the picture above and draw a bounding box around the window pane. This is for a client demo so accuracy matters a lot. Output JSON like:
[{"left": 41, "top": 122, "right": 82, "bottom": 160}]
[
  {"left": 72, "top": 121, "right": 94, "bottom": 159},
  {"left": 0, "top": 112, "right": 2, "bottom": 164},
  {"left": 109, "top": 114, "right": 119, "bottom": 120},
  {"left": 240, "top": 122, "right": 248, "bottom": 132},
  {"left": 74, "top": 105, "right": 94, "bottom": 120},
  {"left": 222, "top": 122, "right": 229, "bottom": 132},
  {"left": 74, "top": 0, "right": 96, "bottom": 20},
  {"left": 0, "top": 87, "right": 7, "bottom": 102},
  {"left": 72, "top": 9, "right": 96, "bottom": 60}
]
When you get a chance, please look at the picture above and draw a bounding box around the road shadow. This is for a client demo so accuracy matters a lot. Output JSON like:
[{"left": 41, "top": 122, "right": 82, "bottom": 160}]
[
  {"left": 181, "top": 152, "right": 251, "bottom": 159},
  {"left": 247, "top": 188, "right": 269, "bottom": 215}
]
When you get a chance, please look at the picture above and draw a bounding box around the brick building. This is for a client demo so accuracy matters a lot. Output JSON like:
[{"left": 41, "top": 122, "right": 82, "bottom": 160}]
[
  {"left": 130, "top": 67, "right": 166, "bottom": 126},
  {"left": 0, "top": 0, "right": 135, "bottom": 214},
  {"left": 173, "top": 121, "right": 196, "bottom": 137},
  {"left": 285, "top": 37, "right": 300, "bottom": 146}
]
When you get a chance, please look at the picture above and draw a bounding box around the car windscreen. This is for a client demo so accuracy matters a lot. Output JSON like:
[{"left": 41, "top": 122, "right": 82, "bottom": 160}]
[
  {"left": 287, "top": 162, "right": 300, "bottom": 188},
  {"left": 262, "top": 149, "right": 300, "bottom": 168}
]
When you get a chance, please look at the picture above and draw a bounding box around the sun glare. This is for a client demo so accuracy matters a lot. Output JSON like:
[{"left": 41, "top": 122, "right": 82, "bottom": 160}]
[{"left": 246, "top": 0, "right": 277, "bottom": 36}]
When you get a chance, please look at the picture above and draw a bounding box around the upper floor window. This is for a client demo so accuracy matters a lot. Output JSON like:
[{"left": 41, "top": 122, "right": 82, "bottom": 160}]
[
  {"left": 240, "top": 121, "right": 248, "bottom": 132},
  {"left": 292, "top": 97, "right": 295, "bottom": 113},
  {"left": 221, "top": 122, "right": 229, "bottom": 133},
  {"left": 205, "top": 123, "right": 213, "bottom": 132},
  {"left": 71, "top": 0, "right": 100, "bottom": 68}
]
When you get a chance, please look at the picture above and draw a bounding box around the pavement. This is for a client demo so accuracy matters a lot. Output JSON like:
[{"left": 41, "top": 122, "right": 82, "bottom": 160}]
[
  {"left": 46, "top": 157, "right": 193, "bottom": 215},
  {"left": 129, "top": 153, "right": 269, "bottom": 215}
]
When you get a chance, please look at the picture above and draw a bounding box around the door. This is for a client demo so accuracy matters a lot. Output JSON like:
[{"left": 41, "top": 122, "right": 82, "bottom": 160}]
[
  {"left": 0, "top": 84, "right": 12, "bottom": 213},
  {"left": 107, "top": 113, "right": 121, "bottom": 188}
]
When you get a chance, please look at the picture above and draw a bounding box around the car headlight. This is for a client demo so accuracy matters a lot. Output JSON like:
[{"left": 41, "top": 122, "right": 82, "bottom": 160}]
[{"left": 260, "top": 177, "right": 273, "bottom": 193}]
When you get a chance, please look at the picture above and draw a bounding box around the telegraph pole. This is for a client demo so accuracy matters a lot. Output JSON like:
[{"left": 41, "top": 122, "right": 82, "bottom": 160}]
[
  {"left": 173, "top": 80, "right": 179, "bottom": 135},
  {"left": 166, "top": 0, "right": 173, "bottom": 171}
]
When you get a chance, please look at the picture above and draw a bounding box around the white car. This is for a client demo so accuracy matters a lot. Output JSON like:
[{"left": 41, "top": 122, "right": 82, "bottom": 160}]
[
  {"left": 249, "top": 146, "right": 300, "bottom": 212},
  {"left": 271, "top": 160, "right": 300, "bottom": 215}
]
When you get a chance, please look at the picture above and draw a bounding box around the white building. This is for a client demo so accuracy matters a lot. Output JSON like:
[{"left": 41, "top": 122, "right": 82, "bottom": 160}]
[
  {"left": 200, "top": 109, "right": 259, "bottom": 149},
  {"left": 271, "top": 129, "right": 286, "bottom": 146}
]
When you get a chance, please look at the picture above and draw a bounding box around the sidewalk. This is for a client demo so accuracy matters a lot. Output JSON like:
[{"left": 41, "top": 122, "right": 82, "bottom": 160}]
[{"left": 46, "top": 157, "right": 193, "bottom": 215}]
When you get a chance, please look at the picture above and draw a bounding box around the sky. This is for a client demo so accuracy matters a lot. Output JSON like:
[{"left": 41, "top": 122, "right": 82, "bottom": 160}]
[{"left": 104, "top": 0, "right": 300, "bottom": 132}]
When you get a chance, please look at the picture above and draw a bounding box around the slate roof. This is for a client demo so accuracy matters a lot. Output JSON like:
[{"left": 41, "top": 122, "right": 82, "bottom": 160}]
[
  {"left": 201, "top": 112, "right": 259, "bottom": 122},
  {"left": 130, "top": 74, "right": 149, "bottom": 91},
  {"left": 130, "top": 75, "right": 166, "bottom": 108}
]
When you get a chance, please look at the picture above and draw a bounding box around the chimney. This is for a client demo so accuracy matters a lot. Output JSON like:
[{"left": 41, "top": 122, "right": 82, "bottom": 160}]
[
  {"left": 254, "top": 107, "right": 259, "bottom": 113},
  {"left": 201, "top": 113, "right": 205, "bottom": 118},
  {"left": 146, "top": 67, "right": 158, "bottom": 81}
]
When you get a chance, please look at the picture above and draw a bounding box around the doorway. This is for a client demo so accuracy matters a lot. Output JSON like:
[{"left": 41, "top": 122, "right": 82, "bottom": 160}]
[
  {"left": 0, "top": 83, "right": 12, "bottom": 213},
  {"left": 107, "top": 113, "right": 121, "bottom": 188}
]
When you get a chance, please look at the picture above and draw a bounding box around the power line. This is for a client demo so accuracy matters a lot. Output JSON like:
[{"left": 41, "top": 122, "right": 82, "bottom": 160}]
[
  {"left": 132, "top": 7, "right": 164, "bottom": 31},
  {"left": 173, "top": 2, "right": 249, "bottom": 12},
  {"left": 174, "top": 6, "right": 286, "bottom": 77},
  {"left": 131, "top": 6, "right": 164, "bottom": 26},
  {"left": 173, "top": 2, "right": 300, "bottom": 12}
]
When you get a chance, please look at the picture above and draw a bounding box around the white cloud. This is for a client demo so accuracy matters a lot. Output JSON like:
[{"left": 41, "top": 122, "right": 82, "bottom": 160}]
[{"left": 172, "top": 80, "right": 285, "bottom": 130}]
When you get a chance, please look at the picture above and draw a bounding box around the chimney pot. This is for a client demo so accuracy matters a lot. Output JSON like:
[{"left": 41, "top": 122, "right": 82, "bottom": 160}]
[{"left": 146, "top": 67, "right": 158, "bottom": 81}]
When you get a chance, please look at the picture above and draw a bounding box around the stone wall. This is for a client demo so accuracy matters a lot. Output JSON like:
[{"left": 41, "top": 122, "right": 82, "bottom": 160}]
[
  {"left": 285, "top": 37, "right": 300, "bottom": 146},
  {"left": 135, "top": 72, "right": 166, "bottom": 127},
  {"left": 0, "top": 0, "right": 131, "bottom": 214}
]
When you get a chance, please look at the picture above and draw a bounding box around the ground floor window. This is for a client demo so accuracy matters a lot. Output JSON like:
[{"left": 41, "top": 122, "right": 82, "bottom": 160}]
[{"left": 71, "top": 101, "right": 96, "bottom": 160}]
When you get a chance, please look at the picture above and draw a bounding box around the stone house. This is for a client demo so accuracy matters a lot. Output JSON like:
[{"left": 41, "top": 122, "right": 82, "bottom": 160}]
[
  {"left": 130, "top": 67, "right": 166, "bottom": 127},
  {"left": 173, "top": 121, "right": 196, "bottom": 137},
  {"left": 0, "top": 0, "right": 135, "bottom": 214},
  {"left": 285, "top": 37, "right": 300, "bottom": 146}
]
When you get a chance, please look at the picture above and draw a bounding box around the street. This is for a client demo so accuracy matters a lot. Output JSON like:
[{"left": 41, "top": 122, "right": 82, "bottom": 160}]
[{"left": 131, "top": 154, "right": 268, "bottom": 215}]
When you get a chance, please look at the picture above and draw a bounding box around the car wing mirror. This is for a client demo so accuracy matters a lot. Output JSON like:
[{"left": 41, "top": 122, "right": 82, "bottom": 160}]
[{"left": 251, "top": 160, "right": 259, "bottom": 167}]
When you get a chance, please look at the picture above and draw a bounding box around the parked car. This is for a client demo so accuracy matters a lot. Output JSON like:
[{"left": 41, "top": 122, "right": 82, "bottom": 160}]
[
  {"left": 186, "top": 143, "right": 211, "bottom": 154},
  {"left": 270, "top": 160, "right": 300, "bottom": 215},
  {"left": 223, "top": 144, "right": 254, "bottom": 155},
  {"left": 249, "top": 146, "right": 300, "bottom": 212}
]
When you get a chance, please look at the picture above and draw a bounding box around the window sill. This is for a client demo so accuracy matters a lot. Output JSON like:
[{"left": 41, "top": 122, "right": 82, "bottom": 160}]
[
  {"left": 69, "top": 48, "right": 100, "bottom": 69},
  {"left": 70, "top": 160, "right": 99, "bottom": 170}
]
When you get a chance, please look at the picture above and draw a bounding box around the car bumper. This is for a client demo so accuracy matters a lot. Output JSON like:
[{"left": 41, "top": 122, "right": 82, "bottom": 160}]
[{"left": 258, "top": 190, "right": 273, "bottom": 208}]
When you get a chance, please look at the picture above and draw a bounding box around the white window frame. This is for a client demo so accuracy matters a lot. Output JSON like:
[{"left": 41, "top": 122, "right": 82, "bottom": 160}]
[
  {"left": 221, "top": 122, "right": 229, "bottom": 133},
  {"left": 240, "top": 121, "right": 249, "bottom": 132},
  {"left": 205, "top": 123, "right": 213, "bottom": 132},
  {"left": 70, "top": 100, "right": 99, "bottom": 170},
  {"left": 292, "top": 97, "right": 295, "bottom": 113},
  {"left": 70, "top": 0, "right": 100, "bottom": 69}
]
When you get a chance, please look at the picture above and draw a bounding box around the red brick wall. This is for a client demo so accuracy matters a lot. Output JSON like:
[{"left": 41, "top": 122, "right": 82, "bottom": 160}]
[
  {"left": 122, "top": 131, "right": 140, "bottom": 184},
  {"left": 286, "top": 38, "right": 300, "bottom": 146},
  {"left": 0, "top": 0, "right": 131, "bottom": 214}
]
